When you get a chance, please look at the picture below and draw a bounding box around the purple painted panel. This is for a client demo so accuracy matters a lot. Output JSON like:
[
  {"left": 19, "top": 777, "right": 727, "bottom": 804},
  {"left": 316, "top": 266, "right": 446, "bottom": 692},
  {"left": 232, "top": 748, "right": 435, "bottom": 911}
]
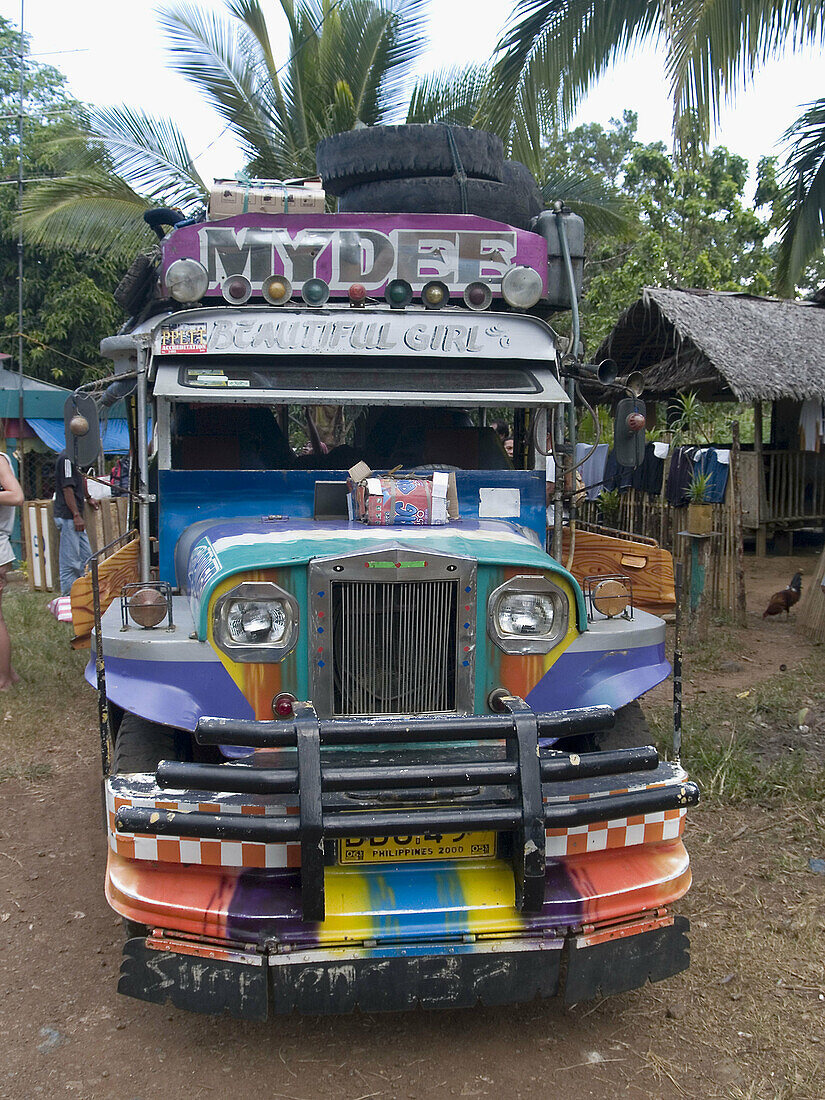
[
  {"left": 526, "top": 643, "right": 670, "bottom": 716},
  {"left": 160, "top": 213, "right": 548, "bottom": 299},
  {"left": 86, "top": 655, "right": 254, "bottom": 732}
]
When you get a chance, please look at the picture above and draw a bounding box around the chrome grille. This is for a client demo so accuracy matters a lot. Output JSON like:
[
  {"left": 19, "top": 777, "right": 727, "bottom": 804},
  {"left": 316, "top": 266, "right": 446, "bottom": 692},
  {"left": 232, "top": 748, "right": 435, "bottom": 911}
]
[
  {"left": 309, "top": 548, "right": 476, "bottom": 718},
  {"left": 332, "top": 580, "right": 457, "bottom": 715}
]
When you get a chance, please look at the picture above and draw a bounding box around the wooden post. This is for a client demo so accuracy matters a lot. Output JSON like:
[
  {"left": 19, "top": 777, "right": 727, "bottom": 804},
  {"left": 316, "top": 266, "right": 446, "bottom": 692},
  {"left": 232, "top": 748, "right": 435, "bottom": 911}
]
[
  {"left": 687, "top": 534, "right": 713, "bottom": 642},
  {"left": 753, "top": 400, "right": 767, "bottom": 556},
  {"left": 730, "top": 421, "right": 747, "bottom": 625}
]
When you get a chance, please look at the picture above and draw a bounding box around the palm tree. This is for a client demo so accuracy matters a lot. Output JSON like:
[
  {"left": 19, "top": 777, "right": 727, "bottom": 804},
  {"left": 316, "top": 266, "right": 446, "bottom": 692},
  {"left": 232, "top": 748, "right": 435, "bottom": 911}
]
[
  {"left": 493, "top": 1, "right": 825, "bottom": 292},
  {"left": 405, "top": 63, "right": 634, "bottom": 238},
  {"left": 775, "top": 97, "right": 825, "bottom": 295},
  {"left": 22, "top": 0, "right": 428, "bottom": 261}
]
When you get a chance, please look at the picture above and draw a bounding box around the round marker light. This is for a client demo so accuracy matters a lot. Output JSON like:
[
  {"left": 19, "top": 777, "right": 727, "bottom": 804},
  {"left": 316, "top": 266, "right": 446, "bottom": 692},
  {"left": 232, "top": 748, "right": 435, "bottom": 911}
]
[
  {"left": 463, "top": 281, "right": 493, "bottom": 311},
  {"left": 69, "top": 414, "right": 89, "bottom": 437},
  {"left": 166, "top": 258, "right": 209, "bottom": 303},
  {"left": 301, "top": 278, "right": 330, "bottom": 306},
  {"left": 627, "top": 411, "right": 646, "bottom": 433},
  {"left": 262, "top": 274, "right": 292, "bottom": 305},
  {"left": 501, "top": 265, "right": 543, "bottom": 309},
  {"left": 348, "top": 283, "right": 367, "bottom": 306},
  {"left": 221, "top": 275, "right": 252, "bottom": 304},
  {"left": 385, "top": 279, "right": 413, "bottom": 308},
  {"left": 422, "top": 280, "right": 449, "bottom": 308},
  {"left": 272, "top": 692, "right": 296, "bottom": 719},
  {"left": 591, "top": 578, "right": 630, "bottom": 619},
  {"left": 128, "top": 587, "right": 168, "bottom": 629}
]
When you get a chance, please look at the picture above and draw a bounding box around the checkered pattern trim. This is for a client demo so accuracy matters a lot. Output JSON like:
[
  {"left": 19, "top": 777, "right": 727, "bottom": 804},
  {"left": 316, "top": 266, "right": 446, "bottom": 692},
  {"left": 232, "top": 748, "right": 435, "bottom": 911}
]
[
  {"left": 545, "top": 807, "right": 686, "bottom": 857},
  {"left": 105, "top": 778, "right": 300, "bottom": 869},
  {"left": 108, "top": 774, "right": 689, "bottom": 869}
]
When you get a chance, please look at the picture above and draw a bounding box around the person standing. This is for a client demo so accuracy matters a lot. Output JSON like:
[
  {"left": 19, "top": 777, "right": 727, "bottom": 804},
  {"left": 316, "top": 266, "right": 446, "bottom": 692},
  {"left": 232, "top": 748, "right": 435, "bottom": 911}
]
[
  {"left": 54, "top": 450, "right": 93, "bottom": 595},
  {"left": 0, "top": 451, "right": 24, "bottom": 689}
]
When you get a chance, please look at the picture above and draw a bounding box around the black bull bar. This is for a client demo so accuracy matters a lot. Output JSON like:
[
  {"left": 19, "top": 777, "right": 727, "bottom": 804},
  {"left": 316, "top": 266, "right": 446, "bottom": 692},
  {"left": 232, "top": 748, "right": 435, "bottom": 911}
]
[{"left": 115, "top": 697, "right": 699, "bottom": 922}]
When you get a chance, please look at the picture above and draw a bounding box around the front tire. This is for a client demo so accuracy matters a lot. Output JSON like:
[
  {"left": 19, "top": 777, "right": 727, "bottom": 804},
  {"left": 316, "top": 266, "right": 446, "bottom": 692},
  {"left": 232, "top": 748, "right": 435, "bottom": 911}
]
[
  {"left": 553, "top": 700, "right": 653, "bottom": 755},
  {"left": 111, "top": 712, "right": 191, "bottom": 774}
]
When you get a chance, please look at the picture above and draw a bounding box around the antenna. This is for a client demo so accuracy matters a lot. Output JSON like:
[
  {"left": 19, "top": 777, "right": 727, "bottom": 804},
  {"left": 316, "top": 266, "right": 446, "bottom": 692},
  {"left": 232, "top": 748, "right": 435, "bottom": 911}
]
[{"left": 15, "top": 0, "right": 25, "bottom": 528}]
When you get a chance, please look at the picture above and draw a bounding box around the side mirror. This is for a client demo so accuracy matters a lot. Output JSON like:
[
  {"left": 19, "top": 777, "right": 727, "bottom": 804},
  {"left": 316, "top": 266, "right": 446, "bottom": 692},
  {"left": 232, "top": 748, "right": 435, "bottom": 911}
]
[
  {"left": 64, "top": 393, "right": 102, "bottom": 467},
  {"left": 613, "top": 397, "right": 646, "bottom": 468}
]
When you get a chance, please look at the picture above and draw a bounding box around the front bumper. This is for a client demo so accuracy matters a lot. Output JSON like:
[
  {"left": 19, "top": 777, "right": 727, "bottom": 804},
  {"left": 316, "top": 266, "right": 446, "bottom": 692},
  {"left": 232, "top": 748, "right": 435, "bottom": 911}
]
[
  {"left": 113, "top": 699, "right": 698, "bottom": 921},
  {"left": 108, "top": 699, "right": 698, "bottom": 1015},
  {"left": 119, "top": 915, "right": 690, "bottom": 1018}
]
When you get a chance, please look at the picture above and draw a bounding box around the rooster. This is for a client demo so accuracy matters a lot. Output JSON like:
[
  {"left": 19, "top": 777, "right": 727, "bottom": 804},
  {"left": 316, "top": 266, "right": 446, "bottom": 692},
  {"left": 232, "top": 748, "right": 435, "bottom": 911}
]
[{"left": 762, "top": 572, "right": 803, "bottom": 618}]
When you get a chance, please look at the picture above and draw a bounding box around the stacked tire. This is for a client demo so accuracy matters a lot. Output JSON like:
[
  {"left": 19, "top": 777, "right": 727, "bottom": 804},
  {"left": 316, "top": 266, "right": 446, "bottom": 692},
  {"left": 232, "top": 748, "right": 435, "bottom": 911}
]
[{"left": 316, "top": 125, "right": 544, "bottom": 230}]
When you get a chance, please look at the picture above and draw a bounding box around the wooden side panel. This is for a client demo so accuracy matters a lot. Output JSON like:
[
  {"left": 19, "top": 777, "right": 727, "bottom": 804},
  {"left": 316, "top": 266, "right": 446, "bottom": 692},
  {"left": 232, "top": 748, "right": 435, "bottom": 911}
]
[
  {"left": 69, "top": 537, "right": 140, "bottom": 645},
  {"left": 562, "top": 528, "right": 676, "bottom": 617}
]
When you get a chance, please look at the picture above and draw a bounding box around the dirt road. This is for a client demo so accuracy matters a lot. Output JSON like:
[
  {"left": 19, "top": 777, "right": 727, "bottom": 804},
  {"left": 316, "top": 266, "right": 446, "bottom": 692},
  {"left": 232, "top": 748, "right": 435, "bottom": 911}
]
[{"left": 1, "top": 557, "right": 823, "bottom": 1100}]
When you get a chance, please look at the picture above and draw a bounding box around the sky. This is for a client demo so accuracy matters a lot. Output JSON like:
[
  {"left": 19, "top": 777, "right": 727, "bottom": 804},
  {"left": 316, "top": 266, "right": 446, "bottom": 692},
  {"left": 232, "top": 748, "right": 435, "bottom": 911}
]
[{"left": 3, "top": 0, "right": 823, "bottom": 187}]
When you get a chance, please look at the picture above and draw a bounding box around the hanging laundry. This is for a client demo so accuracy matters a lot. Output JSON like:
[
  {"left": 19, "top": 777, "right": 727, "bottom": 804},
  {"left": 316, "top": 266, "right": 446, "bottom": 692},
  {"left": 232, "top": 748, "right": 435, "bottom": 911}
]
[
  {"left": 694, "top": 448, "right": 729, "bottom": 503},
  {"left": 631, "top": 441, "right": 665, "bottom": 496},
  {"left": 665, "top": 446, "right": 698, "bottom": 506},
  {"left": 603, "top": 448, "right": 635, "bottom": 492},
  {"left": 798, "top": 399, "right": 824, "bottom": 452},
  {"left": 576, "top": 443, "right": 609, "bottom": 500}
]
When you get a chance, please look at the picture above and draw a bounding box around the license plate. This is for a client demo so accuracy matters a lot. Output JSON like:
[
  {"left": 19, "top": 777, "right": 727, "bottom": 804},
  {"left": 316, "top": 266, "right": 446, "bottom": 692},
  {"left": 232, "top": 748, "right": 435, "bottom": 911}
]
[{"left": 338, "top": 832, "right": 496, "bottom": 865}]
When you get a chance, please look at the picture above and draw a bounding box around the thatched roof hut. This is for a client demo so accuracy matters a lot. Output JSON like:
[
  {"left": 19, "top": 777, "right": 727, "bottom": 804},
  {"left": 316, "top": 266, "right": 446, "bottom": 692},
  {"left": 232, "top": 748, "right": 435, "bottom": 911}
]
[{"left": 597, "top": 287, "right": 825, "bottom": 402}]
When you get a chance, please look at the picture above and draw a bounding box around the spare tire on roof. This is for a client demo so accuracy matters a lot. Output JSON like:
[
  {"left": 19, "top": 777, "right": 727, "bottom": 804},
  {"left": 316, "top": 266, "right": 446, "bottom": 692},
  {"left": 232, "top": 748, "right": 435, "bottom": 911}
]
[
  {"left": 337, "top": 174, "right": 541, "bottom": 230},
  {"left": 502, "top": 160, "right": 544, "bottom": 221},
  {"left": 317, "top": 125, "right": 504, "bottom": 195}
]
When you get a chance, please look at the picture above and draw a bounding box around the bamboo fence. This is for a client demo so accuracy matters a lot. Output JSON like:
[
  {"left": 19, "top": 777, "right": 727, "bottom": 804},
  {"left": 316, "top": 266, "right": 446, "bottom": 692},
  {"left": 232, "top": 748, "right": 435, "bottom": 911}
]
[{"left": 579, "top": 446, "right": 746, "bottom": 618}]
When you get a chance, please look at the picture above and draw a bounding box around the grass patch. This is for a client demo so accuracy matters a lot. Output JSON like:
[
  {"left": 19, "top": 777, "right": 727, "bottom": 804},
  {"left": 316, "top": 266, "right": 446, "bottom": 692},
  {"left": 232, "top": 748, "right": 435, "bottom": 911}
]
[
  {"left": 681, "top": 615, "right": 741, "bottom": 673},
  {"left": 648, "top": 649, "right": 825, "bottom": 828},
  {"left": 0, "top": 582, "right": 96, "bottom": 771},
  {"left": 0, "top": 761, "right": 53, "bottom": 784}
]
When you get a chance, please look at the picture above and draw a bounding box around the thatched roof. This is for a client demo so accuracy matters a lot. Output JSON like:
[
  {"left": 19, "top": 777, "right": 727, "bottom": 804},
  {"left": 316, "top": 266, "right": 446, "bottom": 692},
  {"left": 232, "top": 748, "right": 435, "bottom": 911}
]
[{"left": 597, "top": 287, "right": 825, "bottom": 402}]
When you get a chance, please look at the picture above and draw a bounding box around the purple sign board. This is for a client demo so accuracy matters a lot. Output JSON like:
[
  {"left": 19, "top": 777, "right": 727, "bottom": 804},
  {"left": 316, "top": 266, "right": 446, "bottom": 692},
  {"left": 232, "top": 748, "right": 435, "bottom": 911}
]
[{"left": 160, "top": 213, "right": 548, "bottom": 301}]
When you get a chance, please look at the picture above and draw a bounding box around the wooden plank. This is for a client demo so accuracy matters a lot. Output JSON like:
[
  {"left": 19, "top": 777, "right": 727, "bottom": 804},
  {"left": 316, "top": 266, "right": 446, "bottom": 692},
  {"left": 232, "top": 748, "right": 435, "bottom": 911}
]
[
  {"left": 562, "top": 527, "right": 676, "bottom": 616},
  {"left": 68, "top": 536, "right": 140, "bottom": 646}
]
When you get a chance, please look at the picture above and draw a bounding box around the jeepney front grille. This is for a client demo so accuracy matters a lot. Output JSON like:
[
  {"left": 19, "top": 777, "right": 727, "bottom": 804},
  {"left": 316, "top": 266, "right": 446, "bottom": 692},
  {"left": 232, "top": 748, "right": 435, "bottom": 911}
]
[
  {"left": 331, "top": 580, "right": 458, "bottom": 715},
  {"left": 309, "top": 549, "right": 476, "bottom": 719}
]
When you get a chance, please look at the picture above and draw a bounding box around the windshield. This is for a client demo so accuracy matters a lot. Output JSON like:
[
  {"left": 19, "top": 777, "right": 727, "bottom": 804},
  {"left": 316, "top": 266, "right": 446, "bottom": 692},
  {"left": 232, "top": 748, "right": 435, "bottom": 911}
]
[{"left": 168, "top": 401, "right": 522, "bottom": 473}]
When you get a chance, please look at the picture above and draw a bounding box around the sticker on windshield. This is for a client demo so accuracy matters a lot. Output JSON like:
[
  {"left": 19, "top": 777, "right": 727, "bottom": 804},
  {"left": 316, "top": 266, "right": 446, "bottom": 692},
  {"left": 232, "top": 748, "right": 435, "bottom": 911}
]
[{"left": 160, "top": 323, "right": 208, "bottom": 354}]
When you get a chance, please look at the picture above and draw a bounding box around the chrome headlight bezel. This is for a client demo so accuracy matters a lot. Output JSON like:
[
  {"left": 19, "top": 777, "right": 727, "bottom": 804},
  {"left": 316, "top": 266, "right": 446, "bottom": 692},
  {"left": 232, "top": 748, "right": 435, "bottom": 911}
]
[
  {"left": 212, "top": 581, "right": 299, "bottom": 663},
  {"left": 487, "top": 575, "right": 569, "bottom": 654},
  {"left": 165, "top": 258, "right": 209, "bottom": 303}
]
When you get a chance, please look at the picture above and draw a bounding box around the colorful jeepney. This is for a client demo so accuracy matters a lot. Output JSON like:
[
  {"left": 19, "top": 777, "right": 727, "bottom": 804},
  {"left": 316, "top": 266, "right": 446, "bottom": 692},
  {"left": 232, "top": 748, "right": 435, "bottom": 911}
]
[{"left": 86, "top": 198, "right": 698, "bottom": 1019}]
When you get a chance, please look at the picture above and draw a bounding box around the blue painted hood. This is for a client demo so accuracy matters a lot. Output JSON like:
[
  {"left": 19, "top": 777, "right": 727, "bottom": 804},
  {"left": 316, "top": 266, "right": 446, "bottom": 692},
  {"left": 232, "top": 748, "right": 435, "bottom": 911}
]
[{"left": 175, "top": 517, "right": 586, "bottom": 632}]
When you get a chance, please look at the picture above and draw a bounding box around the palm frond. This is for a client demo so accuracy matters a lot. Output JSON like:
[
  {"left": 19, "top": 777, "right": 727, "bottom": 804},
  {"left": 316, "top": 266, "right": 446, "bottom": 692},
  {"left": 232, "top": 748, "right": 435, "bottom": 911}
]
[
  {"left": 668, "top": 0, "right": 825, "bottom": 145},
  {"left": 406, "top": 65, "right": 491, "bottom": 127},
  {"left": 20, "top": 173, "right": 156, "bottom": 258},
  {"left": 540, "top": 169, "right": 638, "bottom": 238},
  {"left": 158, "top": 1, "right": 287, "bottom": 166},
  {"left": 83, "top": 105, "right": 206, "bottom": 208},
  {"left": 492, "top": 0, "right": 661, "bottom": 134},
  {"left": 311, "top": 0, "right": 429, "bottom": 127},
  {"left": 775, "top": 98, "right": 825, "bottom": 295}
]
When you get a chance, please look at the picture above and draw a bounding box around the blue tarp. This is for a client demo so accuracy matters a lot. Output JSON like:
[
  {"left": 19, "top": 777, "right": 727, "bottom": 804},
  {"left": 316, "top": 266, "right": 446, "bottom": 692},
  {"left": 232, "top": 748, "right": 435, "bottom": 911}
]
[{"left": 26, "top": 417, "right": 146, "bottom": 456}]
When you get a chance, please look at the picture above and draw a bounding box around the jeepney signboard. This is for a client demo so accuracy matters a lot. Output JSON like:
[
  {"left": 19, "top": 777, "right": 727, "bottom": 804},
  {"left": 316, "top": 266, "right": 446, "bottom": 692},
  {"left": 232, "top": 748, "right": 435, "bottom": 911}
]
[
  {"left": 154, "top": 310, "right": 558, "bottom": 362},
  {"left": 160, "top": 213, "right": 549, "bottom": 298}
]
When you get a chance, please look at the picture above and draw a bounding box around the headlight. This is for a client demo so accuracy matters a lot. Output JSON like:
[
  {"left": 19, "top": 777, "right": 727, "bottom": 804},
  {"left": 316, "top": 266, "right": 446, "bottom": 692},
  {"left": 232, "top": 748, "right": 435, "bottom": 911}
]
[
  {"left": 497, "top": 592, "right": 555, "bottom": 636},
  {"left": 213, "top": 581, "right": 298, "bottom": 662},
  {"left": 165, "top": 259, "right": 208, "bottom": 302},
  {"left": 501, "top": 265, "right": 543, "bottom": 309},
  {"left": 488, "top": 575, "right": 568, "bottom": 654}
]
